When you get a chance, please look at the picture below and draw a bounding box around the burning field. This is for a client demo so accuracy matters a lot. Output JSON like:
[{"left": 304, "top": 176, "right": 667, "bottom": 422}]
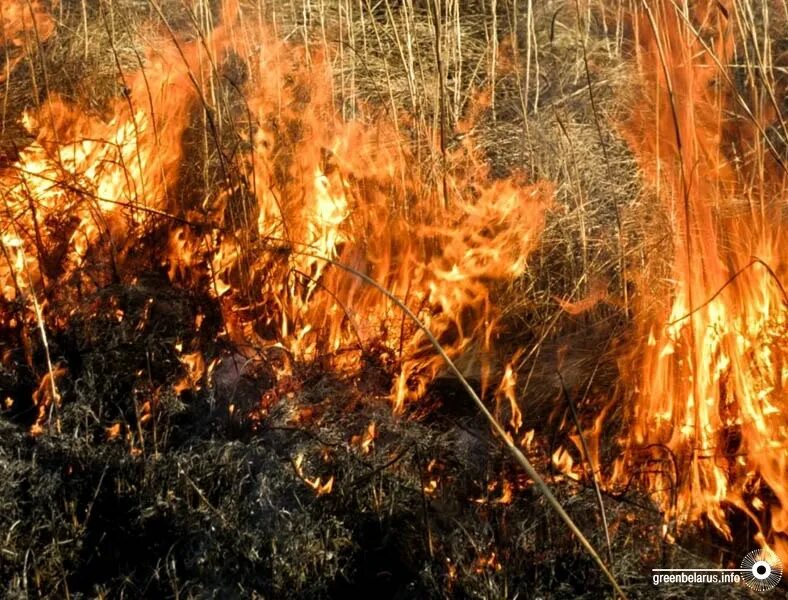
[{"left": 0, "top": 0, "right": 786, "bottom": 597}]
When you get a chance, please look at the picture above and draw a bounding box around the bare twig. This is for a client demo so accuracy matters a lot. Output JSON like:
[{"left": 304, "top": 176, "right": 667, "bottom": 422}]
[{"left": 557, "top": 370, "right": 614, "bottom": 567}]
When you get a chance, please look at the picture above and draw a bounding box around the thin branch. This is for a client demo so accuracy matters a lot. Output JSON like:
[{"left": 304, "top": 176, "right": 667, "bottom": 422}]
[
  {"left": 667, "top": 257, "right": 788, "bottom": 326},
  {"left": 557, "top": 370, "right": 614, "bottom": 568}
]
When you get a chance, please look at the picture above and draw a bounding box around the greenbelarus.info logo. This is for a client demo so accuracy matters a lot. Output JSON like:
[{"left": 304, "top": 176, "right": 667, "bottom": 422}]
[{"left": 652, "top": 548, "right": 783, "bottom": 592}]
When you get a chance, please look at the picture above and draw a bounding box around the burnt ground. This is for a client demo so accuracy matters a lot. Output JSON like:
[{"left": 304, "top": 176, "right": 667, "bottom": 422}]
[{"left": 0, "top": 280, "right": 772, "bottom": 599}]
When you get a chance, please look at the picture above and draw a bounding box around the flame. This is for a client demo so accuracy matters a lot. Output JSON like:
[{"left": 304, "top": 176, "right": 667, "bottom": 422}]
[
  {"left": 423, "top": 458, "right": 441, "bottom": 495},
  {"left": 106, "top": 422, "right": 121, "bottom": 440},
  {"left": 1, "top": 0, "right": 57, "bottom": 85},
  {"left": 474, "top": 478, "right": 515, "bottom": 505},
  {"left": 29, "top": 363, "right": 65, "bottom": 435},
  {"left": 551, "top": 447, "right": 581, "bottom": 482},
  {"left": 495, "top": 357, "right": 523, "bottom": 433},
  {"left": 292, "top": 453, "right": 333, "bottom": 496},
  {"left": 520, "top": 429, "right": 535, "bottom": 450},
  {"left": 174, "top": 350, "right": 206, "bottom": 393},
  {"left": 473, "top": 551, "right": 502, "bottom": 574},
  {"left": 3, "top": 0, "right": 786, "bottom": 567},
  {"left": 0, "top": 0, "right": 550, "bottom": 438},
  {"left": 611, "top": 0, "right": 788, "bottom": 560},
  {"left": 351, "top": 422, "right": 377, "bottom": 454},
  {"left": 0, "top": 19, "right": 225, "bottom": 303}
]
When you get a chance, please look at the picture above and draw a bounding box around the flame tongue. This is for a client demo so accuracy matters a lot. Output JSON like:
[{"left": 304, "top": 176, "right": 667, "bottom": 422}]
[
  {"left": 0, "top": 0, "right": 57, "bottom": 85},
  {"left": 614, "top": 0, "right": 787, "bottom": 558}
]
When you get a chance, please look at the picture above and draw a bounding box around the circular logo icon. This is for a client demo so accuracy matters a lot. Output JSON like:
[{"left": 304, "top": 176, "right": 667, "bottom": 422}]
[{"left": 741, "top": 548, "right": 783, "bottom": 592}]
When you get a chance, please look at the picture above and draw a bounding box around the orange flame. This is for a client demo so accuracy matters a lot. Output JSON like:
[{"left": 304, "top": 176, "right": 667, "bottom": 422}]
[
  {"left": 613, "top": 0, "right": 787, "bottom": 559},
  {"left": 0, "top": 1, "right": 550, "bottom": 430},
  {"left": 293, "top": 453, "right": 333, "bottom": 496},
  {"left": 106, "top": 422, "right": 121, "bottom": 440},
  {"left": 351, "top": 422, "right": 377, "bottom": 454},
  {"left": 1, "top": 0, "right": 57, "bottom": 84}
]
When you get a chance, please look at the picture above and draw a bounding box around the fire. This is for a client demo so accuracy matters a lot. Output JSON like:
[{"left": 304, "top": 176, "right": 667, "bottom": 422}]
[
  {"left": 0, "top": 18, "right": 219, "bottom": 307},
  {"left": 351, "top": 422, "right": 377, "bottom": 454},
  {"left": 174, "top": 350, "right": 206, "bottom": 393},
  {"left": 5, "top": 0, "right": 783, "bottom": 577},
  {"left": 423, "top": 458, "right": 441, "bottom": 496},
  {"left": 474, "top": 478, "right": 514, "bottom": 505},
  {"left": 551, "top": 447, "right": 581, "bottom": 483},
  {"left": 106, "top": 422, "right": 121, "bottom": 440},
  {"left": 1, "top": 0, "right": 57, "bottom": 85},
  {"left": 29, "top": 364, "right": 64, "bottom": 435},
  {"left": 292, "top": 453, "right": 333, "bottom": 496},
  {"left": 0, "top": 0, "right": 550, "bottom": 433},
  {"left": 610, "top": 0, "right": 788, "bottom": 560},
  {"left": 495, "top": 357, "right": 523, "bottom": 433},
  {"left": 473, "top": 551, "right": 502, "bottom": 574}
]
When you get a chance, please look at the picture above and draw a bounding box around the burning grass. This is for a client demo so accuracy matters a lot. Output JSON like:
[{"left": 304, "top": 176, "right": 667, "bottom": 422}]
[
  {"left": 1, "top": 0, "right": 786, "bottom": 597},
  {"left": 0, "top": 290, "right": 753, "bottom": 597}
]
